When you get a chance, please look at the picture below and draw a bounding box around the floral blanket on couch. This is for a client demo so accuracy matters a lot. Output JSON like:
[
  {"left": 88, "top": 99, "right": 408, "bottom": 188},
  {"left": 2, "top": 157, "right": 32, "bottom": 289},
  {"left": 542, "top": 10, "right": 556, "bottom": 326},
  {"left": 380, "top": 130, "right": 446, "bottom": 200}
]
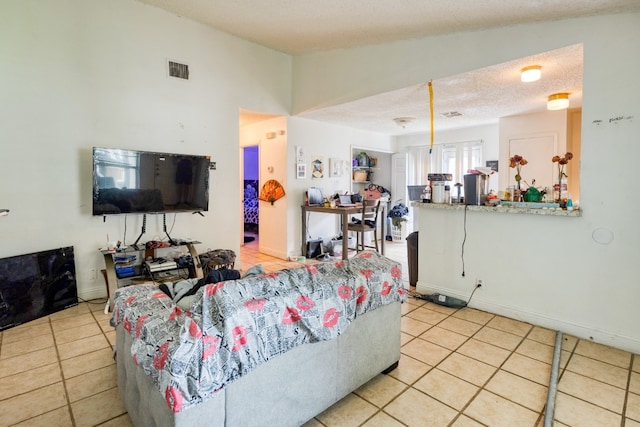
[{"left": 110, "top": 251, "right": 406, "bottom": 413}]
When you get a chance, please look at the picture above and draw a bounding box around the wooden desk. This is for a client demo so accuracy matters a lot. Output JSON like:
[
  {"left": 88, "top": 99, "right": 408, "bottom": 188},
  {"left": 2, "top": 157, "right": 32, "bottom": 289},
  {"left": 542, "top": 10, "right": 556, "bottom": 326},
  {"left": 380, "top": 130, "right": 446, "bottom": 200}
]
[{"left": 301, "top": 204, "right": 385, "bottom": 260}]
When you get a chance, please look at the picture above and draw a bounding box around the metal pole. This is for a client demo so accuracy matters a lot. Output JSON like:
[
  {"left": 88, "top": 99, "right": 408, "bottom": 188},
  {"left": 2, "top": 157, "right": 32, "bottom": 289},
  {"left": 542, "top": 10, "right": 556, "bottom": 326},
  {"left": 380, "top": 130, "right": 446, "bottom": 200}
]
[{"left": 544, "top": 331, "right": 563, "bottom": 427}]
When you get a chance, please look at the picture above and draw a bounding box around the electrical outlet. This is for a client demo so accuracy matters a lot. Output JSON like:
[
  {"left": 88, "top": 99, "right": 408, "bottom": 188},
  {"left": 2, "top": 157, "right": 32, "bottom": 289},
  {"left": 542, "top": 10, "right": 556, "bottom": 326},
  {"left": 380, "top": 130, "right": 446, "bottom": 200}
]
[
  {"left": 476, "top": 278, "right": 483, "bottom": 289},
  {"left": 89, "top": 268, "right": 97, "bottom": 281}
]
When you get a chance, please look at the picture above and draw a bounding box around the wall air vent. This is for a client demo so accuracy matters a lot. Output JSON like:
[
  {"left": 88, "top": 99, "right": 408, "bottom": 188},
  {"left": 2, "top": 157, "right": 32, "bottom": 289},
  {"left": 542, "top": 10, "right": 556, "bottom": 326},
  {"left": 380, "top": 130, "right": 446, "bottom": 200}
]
[{"left": 168, "top": 60, "right": 189, "bottom": 80}]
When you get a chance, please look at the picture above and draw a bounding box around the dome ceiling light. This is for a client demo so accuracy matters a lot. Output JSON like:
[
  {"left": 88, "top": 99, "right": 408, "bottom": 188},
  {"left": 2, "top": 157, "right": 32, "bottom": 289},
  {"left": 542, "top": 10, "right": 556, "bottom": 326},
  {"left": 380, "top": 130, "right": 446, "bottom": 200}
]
[
  {"left": 521, "top": 65, "right": 542, "bottom": 82},
  {"left": 393, "top": 117, "right": 415, "bottom": 128},
  {"left": 547, "top": 93, "right": 570, "bottom": 110}
]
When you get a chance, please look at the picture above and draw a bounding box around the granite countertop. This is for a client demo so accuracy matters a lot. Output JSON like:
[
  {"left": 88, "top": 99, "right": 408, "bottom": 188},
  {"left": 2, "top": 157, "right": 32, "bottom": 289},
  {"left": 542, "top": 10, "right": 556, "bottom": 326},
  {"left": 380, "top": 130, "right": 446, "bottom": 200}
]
[{"left": 412, "top": 201, "right": 582, "bottom": 217}]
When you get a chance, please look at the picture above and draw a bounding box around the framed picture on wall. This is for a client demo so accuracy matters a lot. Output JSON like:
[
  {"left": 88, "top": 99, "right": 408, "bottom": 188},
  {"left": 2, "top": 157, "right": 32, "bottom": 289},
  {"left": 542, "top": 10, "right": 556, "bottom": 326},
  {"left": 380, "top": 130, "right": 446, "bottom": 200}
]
[
  {"left": 312, "top": 157, "right": 324, "bottom": 179},
  {"left": 297, "top": 163, "right": 307, "bottom": 179},
  {"left": 330, "top": 158, "right": 343, "bottom": 177}
]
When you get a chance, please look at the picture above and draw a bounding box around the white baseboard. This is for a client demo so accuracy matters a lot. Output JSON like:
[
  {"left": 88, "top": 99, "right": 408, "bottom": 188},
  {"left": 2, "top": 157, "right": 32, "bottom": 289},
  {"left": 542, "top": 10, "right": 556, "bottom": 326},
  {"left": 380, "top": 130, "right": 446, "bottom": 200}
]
[
  {"left": 78, "top": 284, "right": 107, "bottom": 302},
  {"left": 416, "top": 280, "right": 640, "bottom": 355}
]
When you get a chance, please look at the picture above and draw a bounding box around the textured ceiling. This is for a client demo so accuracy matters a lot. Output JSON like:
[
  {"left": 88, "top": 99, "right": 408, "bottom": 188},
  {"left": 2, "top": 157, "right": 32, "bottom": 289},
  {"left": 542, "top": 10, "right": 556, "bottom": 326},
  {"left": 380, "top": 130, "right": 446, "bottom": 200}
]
[
  {"left": 136, "top": 0, "right": 639, "bottom": 55},
  {"left": 134, "top": 0, "right": 636, "bottom": 134}
]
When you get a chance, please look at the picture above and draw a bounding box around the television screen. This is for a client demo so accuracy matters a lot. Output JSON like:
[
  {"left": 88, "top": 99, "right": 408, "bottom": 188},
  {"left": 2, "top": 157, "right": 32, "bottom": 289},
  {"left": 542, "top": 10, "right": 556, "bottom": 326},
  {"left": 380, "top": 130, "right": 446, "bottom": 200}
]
[
  {"left": 0, "top": 246, "right": 78, "bottom": 330},
  {"left": 92, "top": 147, "right": 210, "bottom": 216}
]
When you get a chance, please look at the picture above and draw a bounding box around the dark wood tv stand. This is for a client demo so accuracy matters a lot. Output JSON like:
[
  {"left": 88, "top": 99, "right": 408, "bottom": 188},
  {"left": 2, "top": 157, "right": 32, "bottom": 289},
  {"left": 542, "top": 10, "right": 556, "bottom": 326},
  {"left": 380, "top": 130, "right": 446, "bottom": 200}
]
[{"left": 100, "top": 240, "right": 203, "bottom": 312}]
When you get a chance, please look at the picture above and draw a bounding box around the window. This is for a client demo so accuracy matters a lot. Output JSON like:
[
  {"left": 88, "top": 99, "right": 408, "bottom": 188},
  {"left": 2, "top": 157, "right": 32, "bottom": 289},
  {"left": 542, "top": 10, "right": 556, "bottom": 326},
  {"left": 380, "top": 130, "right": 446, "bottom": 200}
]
[{"left": 408, "top": 140, "right": 483, "bottom": 186}]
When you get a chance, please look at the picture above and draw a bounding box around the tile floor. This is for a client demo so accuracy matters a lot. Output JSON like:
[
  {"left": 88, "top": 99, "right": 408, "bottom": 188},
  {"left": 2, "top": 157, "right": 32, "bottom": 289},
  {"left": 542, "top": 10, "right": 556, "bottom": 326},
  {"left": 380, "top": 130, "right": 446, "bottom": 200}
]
[{"left": 0, "top": 235, "right": 638, "bottom": 426}]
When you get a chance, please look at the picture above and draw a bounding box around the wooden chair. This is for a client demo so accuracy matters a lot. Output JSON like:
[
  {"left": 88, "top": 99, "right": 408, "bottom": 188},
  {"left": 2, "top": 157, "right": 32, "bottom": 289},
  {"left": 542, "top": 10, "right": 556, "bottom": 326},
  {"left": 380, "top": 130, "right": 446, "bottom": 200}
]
[{"left": 347, "top": 199, "right": 381, "bottom": 253}]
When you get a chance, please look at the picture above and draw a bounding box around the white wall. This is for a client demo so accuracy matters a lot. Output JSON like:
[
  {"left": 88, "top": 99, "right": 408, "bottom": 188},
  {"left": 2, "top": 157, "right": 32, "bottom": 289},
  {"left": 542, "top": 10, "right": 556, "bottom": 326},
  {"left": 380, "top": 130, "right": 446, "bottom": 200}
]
[
  {"left": 0, "top": 0, "right": 291, "bottom": 299},
  {"left": 286, "top": 117, "right": 393, "bottom": 257},
  {"left": 294, "top": 13, "right": 640, "bottom": 353}
]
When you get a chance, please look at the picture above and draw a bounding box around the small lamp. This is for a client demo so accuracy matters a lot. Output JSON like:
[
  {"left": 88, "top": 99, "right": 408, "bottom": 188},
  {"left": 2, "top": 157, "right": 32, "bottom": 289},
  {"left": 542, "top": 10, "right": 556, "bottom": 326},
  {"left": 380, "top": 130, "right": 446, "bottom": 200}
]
[
  {"left": 547, "top": 93, "right": 570, "bottom": 110},
  {"left": 521, "top": 65, "right": 541, "bottom": 82}
]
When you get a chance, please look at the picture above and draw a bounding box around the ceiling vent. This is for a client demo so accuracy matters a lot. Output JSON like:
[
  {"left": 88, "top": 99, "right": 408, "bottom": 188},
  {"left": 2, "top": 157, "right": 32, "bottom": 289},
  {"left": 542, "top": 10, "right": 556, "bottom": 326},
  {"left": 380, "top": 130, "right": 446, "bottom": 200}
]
[
  {"left": 168, "top": 60, "right": 189, "bottom": 80},
  {"left": 441, "top": 111, "right": 463, "bottom": 118}
]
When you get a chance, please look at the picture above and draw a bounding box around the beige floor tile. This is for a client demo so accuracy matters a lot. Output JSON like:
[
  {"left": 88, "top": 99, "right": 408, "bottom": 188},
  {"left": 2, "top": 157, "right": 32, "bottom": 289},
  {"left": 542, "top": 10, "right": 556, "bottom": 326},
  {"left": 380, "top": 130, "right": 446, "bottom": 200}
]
[
  {"left": 66, "top": 364, "right": 118, "bottom": 402},
  {"left": 626, "top": 418, "right": 640, "bottom": 427},
  {"left": 48, "top": 302, "right": 91, "bottom": 320},
  {"left": 524, "top": 342, "right": 572, "bottom": 371},
  {"left": 626, "top": 392, "right": 640, "bottom": 422},
  {"left": 0, "top": 382, "right": 67, "bottom": 426},
  {"left": 400, "top": 332, "right": 413, "bottom": 346},
  {"left": 565, "top": 354, "right": 628, "bottom": 388},
  {"left": 71, "top": 387, "right": 127, "bottom": 427},
  {"left": 61, "top": 347, "right": 115, "bottom": 379},
  {"left": 516, "top": 338, "right": 554, "bottom": 364},
  {"left": 387, "top": 354, "right": 432, "bottom": 385},
  {"left": 486, "top": 316, "right": 532, "bottom": 337},
  {"left": 57, "top": 333, "right": 110, "bottom": 360},
  {"left": 316, "top": 393, "right": 378, "bottom": 427},
  {"left": 485, "top": 370, "right": 548, "bottom": 412},
  {"left": 361, "top": 411, "right": 405, "bottom": 427},
  {"left": 355, "top": 374, "right": 407, "bottom": 407},
  {"left": 400, "top": 317, "right": 432, "bottom": 336},
  {"left": 558, "top": 370, "right": 625, "bottom": 414},
  {"left": 401, "top": 338, "right": 451, "bottom": 366},
  {"left": 54, "top": 322, "right": 103, "bottom": 345},
  {"left": 554, "top": 392, "right": 621, "bottom": 426},
  {"left": 105, "top": 329, "right": 117, "bottom": 346},
  {"left": 437, "top": 316, "right": 483, "bottom": 337},
  {"left": 302, "top": 418, "right": 325, "bottom": 427},
  {"left": 502, "top": 352, "right": 551, "bottom": 386},
  {"left": 464, "top": 389, "right": 538, "bottom": 427},
  {"left": 424, "top": 302, "right": 458, "bottom": 315},
  {"left": 1, "top": 321, "right": 52, "bottom": 344},
  {"left": 12, "top": 406, "right": 73, "bottom": 427},
  {"left": 561, "top": 334, "right": 578, "bottom": 352},
  {"left": 457, "top": 338, "right": 511, "bottom": 367},
  {"left": 401, "top": 302, "right": 417, "bottom": 315},
  {"left": 437, "top": 353, "right": 496, "bottom": 387},
  {"left": 0, "top": 362, "right": 62, "bottom": 400},
  {"left": 630, "top": 371, "right": 640, "bottom": 394},
  {"left": 450, "top": 414, "right": 485, "bottom": 427},
  {"left": 51, "top": 312, "right": 96, "bottom": 332},
  {"left": 0, "top": 332, "right": 54, "bottom": 359},
  {"left": 413, "top": 368, "right": 479, "bottom": 410},
  {"left": 384, "top": 387, "right": 458, "bottom": 427},
  {"left": 473, "top": 326, "right": 522, "bottom": 351},
  {"left": 527, "top": 326, "right": 557, "bottom": 346},
  {"left": 574, "top": 339, "right": 632, "bottom": 369},
  {"left": 92, "top": 412, "right": 133, "bottom": 426},
  {"left": 0, "top": 346, "right": 58, "bottom": 378},
  {"left": 405, "top": 298, "right": 425, "bottom": 308},
  {"left": 452, "top": 307, "right": 494, "bottom": 325},
  {"left": 634, "top": 355, "right": 640, "bottom": 372},
  {"left": 405, "top": 307, "right": 448, "bottom": 325},
  {"left": 419, "top": 326, "right": 468, "bottom": 350}
]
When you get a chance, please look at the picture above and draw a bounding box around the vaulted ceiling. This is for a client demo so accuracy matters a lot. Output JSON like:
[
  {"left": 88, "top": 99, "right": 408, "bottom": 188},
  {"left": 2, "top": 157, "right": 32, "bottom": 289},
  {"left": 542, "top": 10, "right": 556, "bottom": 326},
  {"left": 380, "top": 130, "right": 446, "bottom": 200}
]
[{"left": 136, "top": 1, "right": 639, "bottom": 134}]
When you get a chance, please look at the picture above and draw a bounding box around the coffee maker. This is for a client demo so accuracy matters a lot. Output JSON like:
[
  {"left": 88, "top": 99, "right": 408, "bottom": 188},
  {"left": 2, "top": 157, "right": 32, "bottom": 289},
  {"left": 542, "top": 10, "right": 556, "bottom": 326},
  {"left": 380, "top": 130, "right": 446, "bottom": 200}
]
[
  {"left": 463, "top": 173, "right": 489, "bottom": 205},
  {"left": 427, "top": 173, "right": 453, "bottom": 204}
]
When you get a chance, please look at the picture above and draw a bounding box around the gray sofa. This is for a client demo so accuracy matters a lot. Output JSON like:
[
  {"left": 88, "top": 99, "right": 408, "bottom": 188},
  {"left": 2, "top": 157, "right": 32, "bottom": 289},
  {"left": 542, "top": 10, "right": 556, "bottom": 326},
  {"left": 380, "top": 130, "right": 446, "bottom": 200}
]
[{"left": 112, "top": 252, "right": 404, "bottom": 427}]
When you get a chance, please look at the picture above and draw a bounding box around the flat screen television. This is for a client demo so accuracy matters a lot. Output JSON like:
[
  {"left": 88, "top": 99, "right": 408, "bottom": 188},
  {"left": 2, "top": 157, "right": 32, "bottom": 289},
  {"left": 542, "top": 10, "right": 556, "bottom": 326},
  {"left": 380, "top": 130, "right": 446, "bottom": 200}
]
[
  {"left": 0, "top": 246, "right": 78, "bottom": 330},
  {"left": 92, "top": 147, "right": 210, "bottom": 216}
]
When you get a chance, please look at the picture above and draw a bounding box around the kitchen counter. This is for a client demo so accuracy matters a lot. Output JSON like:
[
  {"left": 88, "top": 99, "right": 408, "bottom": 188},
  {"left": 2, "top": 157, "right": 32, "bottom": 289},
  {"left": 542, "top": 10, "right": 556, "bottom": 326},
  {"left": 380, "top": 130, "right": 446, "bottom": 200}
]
[{"left": 412, "top": 201, "right": 582, "bottom": 217}]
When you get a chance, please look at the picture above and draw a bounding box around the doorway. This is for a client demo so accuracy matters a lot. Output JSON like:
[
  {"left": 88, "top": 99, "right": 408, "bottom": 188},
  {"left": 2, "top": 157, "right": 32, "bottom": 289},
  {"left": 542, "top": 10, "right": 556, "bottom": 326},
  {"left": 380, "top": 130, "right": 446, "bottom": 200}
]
[{"left": 243, "top": 145, "right": 259, "bottom": 244}]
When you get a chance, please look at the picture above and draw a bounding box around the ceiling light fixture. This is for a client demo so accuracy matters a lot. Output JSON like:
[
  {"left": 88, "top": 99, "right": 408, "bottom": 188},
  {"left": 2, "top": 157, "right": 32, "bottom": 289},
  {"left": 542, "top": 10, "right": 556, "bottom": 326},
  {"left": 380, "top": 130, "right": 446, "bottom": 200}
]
[
  {"left": 547, "top": 93, "right": 570, "bottom": 110},
  {"left": 393, "top": 117, "right": 415, "bottom": 128},
  {"left": 521, "top": 65, "right": 542, "bottom": 82}
]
